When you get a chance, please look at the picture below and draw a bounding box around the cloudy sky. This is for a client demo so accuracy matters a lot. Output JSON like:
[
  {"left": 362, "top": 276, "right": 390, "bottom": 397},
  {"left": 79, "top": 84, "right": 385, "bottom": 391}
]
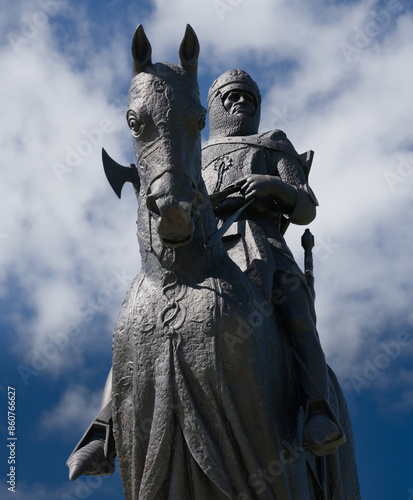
[{"left": 1, "top": 0, "right": 413, "bottom": 498}]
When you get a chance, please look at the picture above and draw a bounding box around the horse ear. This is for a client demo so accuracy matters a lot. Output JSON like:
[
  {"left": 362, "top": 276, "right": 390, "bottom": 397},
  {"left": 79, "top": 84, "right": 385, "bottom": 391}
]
[
  {"left": 131, "top": 25, "right": 152, "bottom": 75},
  {"left": 179, "top": 24, "right": 199, "bottom": 78}
]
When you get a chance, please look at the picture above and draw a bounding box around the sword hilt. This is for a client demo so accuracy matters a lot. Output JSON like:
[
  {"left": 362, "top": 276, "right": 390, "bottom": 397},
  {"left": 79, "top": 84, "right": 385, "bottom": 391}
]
[{"left": 301, "top": 228, "right": 315, "bottom": 300}]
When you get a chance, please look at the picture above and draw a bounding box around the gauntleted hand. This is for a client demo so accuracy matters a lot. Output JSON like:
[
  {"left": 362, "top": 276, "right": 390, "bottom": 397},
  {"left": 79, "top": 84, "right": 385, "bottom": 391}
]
[
  {"left": 239, "top": 174, "right": 279, "bottom": 201},
  {"left": 238, "top": 174, "right": 297, "bottom": 214}
]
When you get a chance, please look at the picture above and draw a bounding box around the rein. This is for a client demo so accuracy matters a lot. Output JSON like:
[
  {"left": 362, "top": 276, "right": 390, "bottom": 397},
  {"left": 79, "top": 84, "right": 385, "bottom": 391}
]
[{"left": 205, "top": 184, "right": 253, "bottom": 248}]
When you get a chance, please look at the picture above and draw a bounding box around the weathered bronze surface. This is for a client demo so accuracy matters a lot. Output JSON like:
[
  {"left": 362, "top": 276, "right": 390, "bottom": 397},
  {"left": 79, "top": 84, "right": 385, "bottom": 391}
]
[{"left": 67, "top": 25, "right": 360, "bottom": 499}]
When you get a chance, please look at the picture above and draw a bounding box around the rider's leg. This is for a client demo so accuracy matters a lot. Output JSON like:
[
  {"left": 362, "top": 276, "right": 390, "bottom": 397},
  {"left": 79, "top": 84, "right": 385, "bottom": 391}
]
[
  {"left": 272, "top": 270, "right": 327, "bottom": 391},
  {"left": 272, "top": 270, "right": 345, "bottom": 455}
]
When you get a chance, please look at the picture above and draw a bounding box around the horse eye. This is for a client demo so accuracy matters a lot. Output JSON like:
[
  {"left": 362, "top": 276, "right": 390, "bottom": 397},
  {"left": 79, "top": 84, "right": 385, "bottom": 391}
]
[
  {"left": 198, "top": 109, "right": 207, "bottom": 131},
  {"left": 126, "top": 110, "right": 145, "bottom": 137},
  {"left": 128, "top": 117, "right": 143, "bottom": 137},
  {"left": 198, "top": 117, "right": 206, "bottom": 131}
]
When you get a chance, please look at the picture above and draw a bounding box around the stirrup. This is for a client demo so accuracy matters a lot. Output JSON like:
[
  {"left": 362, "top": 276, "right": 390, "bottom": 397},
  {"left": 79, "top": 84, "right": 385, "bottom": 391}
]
[
  {"left": 302, "top": 397, "right": 346, "bottom": 457},
  {"left": 66, "top": 401, "right": 116, "bottom": 480}
]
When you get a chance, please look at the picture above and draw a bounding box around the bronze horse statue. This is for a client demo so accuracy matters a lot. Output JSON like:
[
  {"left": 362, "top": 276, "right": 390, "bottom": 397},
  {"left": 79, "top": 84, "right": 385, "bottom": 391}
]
[{"left": 67, "top": 25, "right": 360, "bottom": 499}]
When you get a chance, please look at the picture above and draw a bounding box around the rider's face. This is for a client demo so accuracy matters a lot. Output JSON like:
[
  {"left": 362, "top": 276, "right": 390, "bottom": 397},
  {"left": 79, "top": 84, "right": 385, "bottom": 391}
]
[{"left": 222, "top": 90, "right": 256, "bottom": 117}]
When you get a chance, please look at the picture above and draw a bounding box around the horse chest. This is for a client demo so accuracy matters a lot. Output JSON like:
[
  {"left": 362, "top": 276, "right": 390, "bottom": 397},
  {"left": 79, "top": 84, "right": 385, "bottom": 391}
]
[{"left": 117, "top": 267, "right": 275, "bottom": 376}]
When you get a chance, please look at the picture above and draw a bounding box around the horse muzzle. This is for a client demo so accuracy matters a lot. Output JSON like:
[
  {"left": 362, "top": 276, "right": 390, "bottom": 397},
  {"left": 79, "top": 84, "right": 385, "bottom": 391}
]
[
  {"left": 146, "top": 172, "right": 203, "bottom": 248},
  {"left": 154, "top": 198, "right": 195, "bottom": 247}
]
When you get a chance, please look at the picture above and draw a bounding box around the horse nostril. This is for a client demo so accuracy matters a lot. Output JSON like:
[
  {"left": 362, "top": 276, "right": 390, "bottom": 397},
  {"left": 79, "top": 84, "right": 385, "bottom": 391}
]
[
  {"left": 156, "top": 200, "right": 194, "bottom": 247},
  {"left": 193, "top": 190, "right": 204, "bottom": 209},
  {"left": 146, "top": 194, "right": 160, "bottom": 216}
]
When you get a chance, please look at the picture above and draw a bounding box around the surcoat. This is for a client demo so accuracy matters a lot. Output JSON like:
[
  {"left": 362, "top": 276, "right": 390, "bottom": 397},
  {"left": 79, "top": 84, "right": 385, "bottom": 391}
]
[{"left": 202, "top": 129, "right": 317, "bottom": 302}]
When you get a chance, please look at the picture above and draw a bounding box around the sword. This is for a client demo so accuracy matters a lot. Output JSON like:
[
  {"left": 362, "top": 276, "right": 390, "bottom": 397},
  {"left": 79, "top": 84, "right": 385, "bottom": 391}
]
[
  {"left": 301, "top": 229, "right": 328, "bottom": 500},
  {"left": 301, "top": 228, "right": 315, "bottom": 301}
]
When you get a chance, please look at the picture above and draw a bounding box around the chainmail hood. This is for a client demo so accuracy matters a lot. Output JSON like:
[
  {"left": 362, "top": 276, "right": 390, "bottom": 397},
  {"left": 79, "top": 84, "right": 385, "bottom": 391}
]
[{"left": 207, "top": 69, "right": 261, "bottom": 139}]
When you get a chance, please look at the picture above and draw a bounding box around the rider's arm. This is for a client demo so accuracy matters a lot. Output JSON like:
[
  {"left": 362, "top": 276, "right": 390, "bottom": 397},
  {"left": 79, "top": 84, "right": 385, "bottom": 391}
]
[
  {"left": 240, "top": 157, "right": 317, "bottom": 225},
  {"left": 274, "top": 154, "right": 318, "bottom": 225},
  {"left": 240, "top": 174, "right": 297, "bottom": 213}
]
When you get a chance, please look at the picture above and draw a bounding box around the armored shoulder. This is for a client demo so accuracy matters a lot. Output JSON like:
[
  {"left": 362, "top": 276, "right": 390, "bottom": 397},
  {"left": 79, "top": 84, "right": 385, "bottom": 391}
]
[
  {"left": 262, "top": 129, "right": 288, "bottom": 141},
  {"left": 261, "top": 130, "right": 319, "bottom": 220},
  {"left": 261, "top": 129, "right": 299, "bottom": 153}
]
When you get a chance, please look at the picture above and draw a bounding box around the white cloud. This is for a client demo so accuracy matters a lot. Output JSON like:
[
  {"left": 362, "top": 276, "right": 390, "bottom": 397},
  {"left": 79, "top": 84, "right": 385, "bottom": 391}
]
[
  {"left": 2, "top": 0, "right": 413, "bottom": 402},
  {"left": 38, "top": 385, "right": 103, "bottom": 438},
  {"left": 278, "top": 7, "right": 413, "bottom": 377},
  {"left": 140, "top": 0, "right": 413, "bottom": 382},
  {"left": 0, "top": 2, "right": 139, "bottom": 371},
  {"left": 145, "top": 0, "right": 413, "bottom": 385}
]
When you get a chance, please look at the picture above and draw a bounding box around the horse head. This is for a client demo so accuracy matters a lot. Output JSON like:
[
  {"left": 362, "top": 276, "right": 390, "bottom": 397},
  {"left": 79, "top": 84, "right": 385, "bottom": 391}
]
[{"left": 127, "top": 25, "right": 207, "bottom": 248}]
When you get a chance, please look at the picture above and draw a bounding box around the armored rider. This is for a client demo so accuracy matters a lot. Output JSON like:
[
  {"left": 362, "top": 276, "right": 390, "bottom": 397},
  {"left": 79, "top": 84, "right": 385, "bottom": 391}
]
[{"left": 202, "top": 68, "right": 345, "bottom": 456}]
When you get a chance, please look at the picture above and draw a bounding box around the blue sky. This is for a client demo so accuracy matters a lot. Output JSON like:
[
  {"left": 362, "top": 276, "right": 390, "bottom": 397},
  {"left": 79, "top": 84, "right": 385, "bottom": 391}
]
[{"left": 1, "top": 0, "right": 413, "bottom": 498}]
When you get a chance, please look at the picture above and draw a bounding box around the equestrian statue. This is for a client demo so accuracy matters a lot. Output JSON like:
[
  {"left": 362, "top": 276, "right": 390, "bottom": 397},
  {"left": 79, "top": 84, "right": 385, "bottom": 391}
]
[{"left": 66, "top": 25, "right": 360, "bottom": 499}]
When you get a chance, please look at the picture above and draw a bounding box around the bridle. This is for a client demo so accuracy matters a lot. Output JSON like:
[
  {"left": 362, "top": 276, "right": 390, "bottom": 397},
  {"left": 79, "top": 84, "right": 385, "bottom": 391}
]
[
  {"left": 136, "top": 142, "right": 208, "bottom": 254},
  {"left": 141, "top": 160, "right": 252, "bottom": 252}
]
